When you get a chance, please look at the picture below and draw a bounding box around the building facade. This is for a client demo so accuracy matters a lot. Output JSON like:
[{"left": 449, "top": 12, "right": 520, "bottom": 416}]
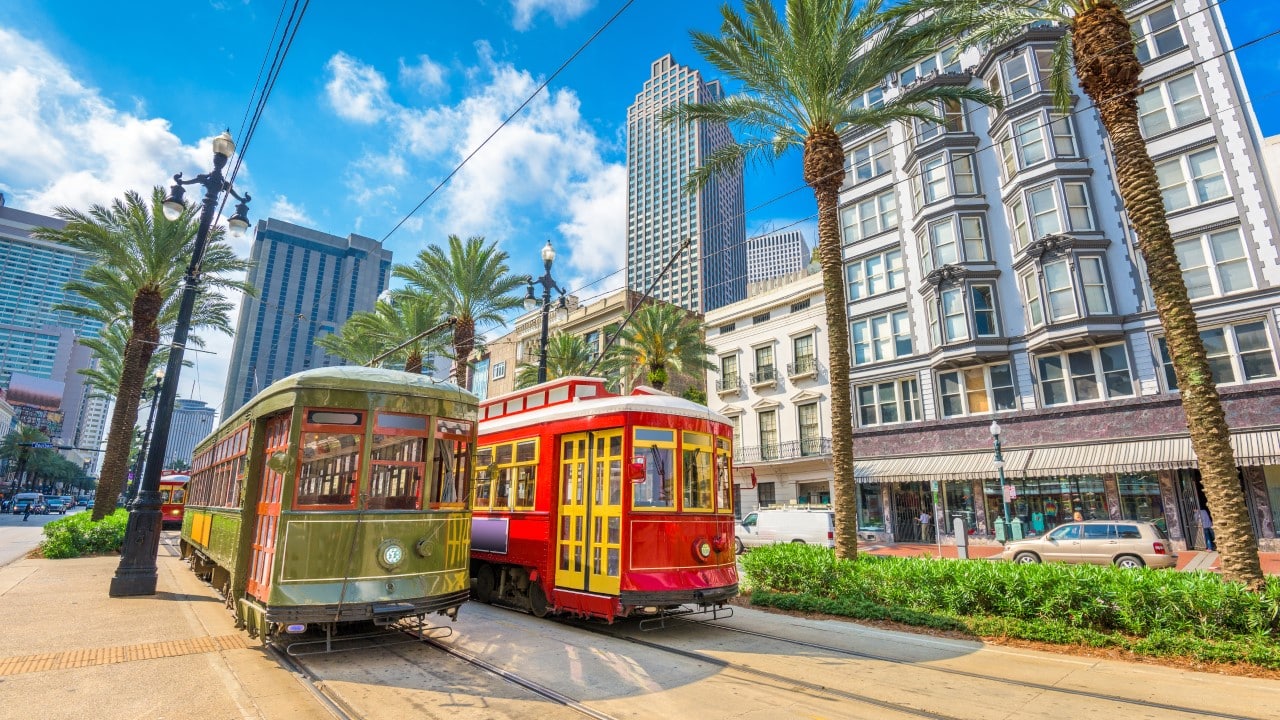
[
  {"left": 165, "top": 398, "right": 215, "bottom": 468},
  {"left": 0, "top": 199, "right": 107, "bottom": 465},
  {"left": 221, "top": 218, "right": 392, "bottom": 419},
  {"left": 626, "top": 54, "right": 747, "bottom": 314},
  {"left": 705, "top": 270, "right": 832, "bottom": 520},
  {"left": 711, "top": 3, "right": 1280, "bottom": 551},
  {"left": 746, "top": 229, "right": 811, "bottom": 285}
]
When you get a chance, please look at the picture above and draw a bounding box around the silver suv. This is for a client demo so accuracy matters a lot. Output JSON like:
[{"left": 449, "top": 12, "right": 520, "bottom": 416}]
[{"left": 1000, "top": 520, "right": 1177, "bottom": 569}]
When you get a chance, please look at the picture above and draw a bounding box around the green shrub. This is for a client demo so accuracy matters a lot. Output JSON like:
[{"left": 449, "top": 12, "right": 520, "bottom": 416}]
[
  {"left": 740, "top": 543, "right": 1280, "bottom": 668},
  {"left": 40, "top": 510, "right": 129, "bottom": 558}
]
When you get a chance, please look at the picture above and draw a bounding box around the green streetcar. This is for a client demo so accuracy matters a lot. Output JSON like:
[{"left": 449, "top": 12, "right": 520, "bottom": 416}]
[{"left": 179, "top": 366, "right": 477, "bottom": 643}]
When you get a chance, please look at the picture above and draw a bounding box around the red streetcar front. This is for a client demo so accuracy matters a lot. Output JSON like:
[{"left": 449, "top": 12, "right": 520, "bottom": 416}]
[{"left": 158, "top": 473, "right": 189, "bottom": 526}]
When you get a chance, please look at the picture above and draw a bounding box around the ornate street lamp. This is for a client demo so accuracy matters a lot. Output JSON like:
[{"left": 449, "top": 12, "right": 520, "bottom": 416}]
[
  {"left": 523, "top": 240, "right": 567, "bottom": 384},
  {"left": 110, "top": 131, "right": 250, "bottom": 597},
  {"left": 126, "top": 369, "right": 165, "bottom": 500},
  {"left": 991, "top": 420, "right": 1014, "bottom": 542}
]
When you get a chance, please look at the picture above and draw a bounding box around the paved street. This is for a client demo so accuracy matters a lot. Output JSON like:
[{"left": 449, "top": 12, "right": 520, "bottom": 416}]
[{"left": 0, "top": 505, "right": 83, "bottom": 567}]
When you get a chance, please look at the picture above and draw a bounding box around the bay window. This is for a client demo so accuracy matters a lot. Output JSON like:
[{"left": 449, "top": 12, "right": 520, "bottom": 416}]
[
  {"left": 937, "top": 362, "right": 1016, "bottom": 417},
  {"left": 1158, "top": 321, "right": 1277, "bottom": 389},
  {"left": 1137, "top": 73, "right": 1207, "bottom": 137},
  {"left": 1036, "top": 344, "right": 1135, "bottom": 406},
  {"left": 1008, "top": 180, "right": 1095, "bottom": 248},
  {"left": 841, "top": 189, "right": 898, "bottom": 243},
  {"left": 851, "top": 309, "right": 912, "bottom": 365},
  {"left": 856, "top": 377, "right": 922, "bottom": 427},
  {"left": 1022, "top": 255, "right": 1114, "bottom": 328},
  {"left": 913, "top": 152, "right": 977, "bottom": 207}
]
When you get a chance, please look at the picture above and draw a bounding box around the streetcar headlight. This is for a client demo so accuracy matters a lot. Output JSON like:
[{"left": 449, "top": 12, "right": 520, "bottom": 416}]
[
  {"left": 694, "top": 539, "right": 713, "bottom": 562},
  {"left": 377, "top": 540, "right": 406, "bottom": 570}
]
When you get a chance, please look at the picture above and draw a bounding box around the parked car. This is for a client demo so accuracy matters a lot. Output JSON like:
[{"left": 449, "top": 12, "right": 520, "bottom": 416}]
[
  {"left": 736, "top": 506, "right": 835, "bottom": 553},
  {"left": 43, "top": 497, "right": 68, "bottom": 515},
  {"left": 1000, "top": 520, "right": 1177, "bottom": 569},
  {"left": 60, "top": 495, "right": 76, "bottom": 510},
  {"left": 11, "top": 493, "right": 45, "bottom": 515}
]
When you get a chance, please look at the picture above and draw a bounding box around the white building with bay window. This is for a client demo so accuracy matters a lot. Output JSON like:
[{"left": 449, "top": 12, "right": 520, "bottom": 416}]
[{"left": 764, "top": 0, "right": 1280, "bottom": 549}]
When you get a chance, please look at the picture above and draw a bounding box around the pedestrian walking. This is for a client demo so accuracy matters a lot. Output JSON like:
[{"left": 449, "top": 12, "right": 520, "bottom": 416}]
[
  {"left": 919, "top": 509, "right": 932, "bottom": 543},
  {"left": 1198, "top": 507, "right": 1216, "bottom": 551},
  {"left": 23, "top": 501, "right": 32, "bottom": 521}
]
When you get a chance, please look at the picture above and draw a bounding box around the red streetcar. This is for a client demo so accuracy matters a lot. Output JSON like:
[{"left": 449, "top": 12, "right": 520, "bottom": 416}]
[
  {"left": 159, "top": 472, "right": 189, "bottom": 526},
  {"left": 470, "top": 377, "right": 739, "bottom": 623}
]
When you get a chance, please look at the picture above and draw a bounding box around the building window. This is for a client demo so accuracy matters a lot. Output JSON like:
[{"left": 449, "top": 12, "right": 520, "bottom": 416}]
[
  {"left": 995, "top": 48, "right": 1052, "bottom": 102},
  {"left": 754, "top": 345, "right": 775, "bottom": 381},
  {"left": 719, "top": 355, "right": 739, "bottom": 391},
  {"left": 1158, "top": 321, "right": 1278, "bottom": 390},
  {"left": 1137, "top": 73, "right": 1207, "bottom": 137},
  {"left": 972, "top": 285, "right": 999, "bottom": 337},
  {"left": 719, "top": 322, "right": 736, "bottom": 334},
  {"left": 1079, "top": 257, "right": 1112, "bottom": 315},
  {"left": 1022, "top": 256, "right": 1112, "bottom": 328},
  {"left": 841, "top": 189, "right": 898, "bottom": 244},
  {"left": 848, "top": 135, "right": 892, "bottom": 183},
  {"left": 790, "top": 298, "right": 810, "bottom": 313},
  {"left": 927, "top": 283, "right": 999, "bottom": 345},
  {"left": 899, "top": 45, "right": 962, "bottom": 86},
  {"left": 1174, "top": 228, "right": 1254, "bottom": 299},
  {"left": 921, "top": 215, "right": 987, "bottom": 273},
  {"left": 915, "top": 99, "right": 966, "bottom": 142},
  {"left": 856, "top": 377, "right": 922, "bottom": 427},
  {"left": 1008, "top": 181, "right": 1094, "bottom": 248},
  {"left": 1134, "top": 4, "right": 1185, "bottom": 63},
  {"left": 797, "top": 403, "right": 821, "bottom": 455},
  {"left": 792, "top": 334, "right": 816, "bottom": 375},
  {"left": 1044, "top": 258, "right": 1077, "bottom": 322},
  {"left": 758, "top": 409, "right": 779, "bottom": 461},
  {"left": 845, "top": 247, "right": 905, "bottom": 301},
  {"left": 752, "top": 312, "right": 771, "bottom": 324},
  {"left": 851, "top": 86, "right": 885, "bottom": 110},
  {"left": 851, "top": 309, "right": 912, "bottom": 365},
  {"left": 1155, "top": 148, "right": 1228, "bottom": 212},
  {"left": 937, "top": 362, "right": 1016, "bottom": 417},
  {"left": 492, "top": 362, "right": 507, "bottom": 380},
  {"left": 1037, "top": 344, "right": 1134, "bottom": 406},
  {"left": 913, "top": 152, "right": 977, "bottom": 207}
]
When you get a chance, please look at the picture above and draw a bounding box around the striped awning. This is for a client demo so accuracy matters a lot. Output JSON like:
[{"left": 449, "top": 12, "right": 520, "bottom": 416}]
[
  {"left": 853, "top": 428, "right": 1280, "bottom": 483},
  {"left": 855, "top": 449, "right": 1032, "bottom": 484}
]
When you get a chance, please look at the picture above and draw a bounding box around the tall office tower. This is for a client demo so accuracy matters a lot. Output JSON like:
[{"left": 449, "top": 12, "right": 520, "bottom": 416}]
[
  {"left": 165, "top": 398, "right": 215, "bottom": 468},
  {"left": 626, "top": 54, "right": 746, "bottom": 314},
  {"left": 746, "top": 229, "right": 811, "bottom": 284},
  {"left": 220, "top": 218, "right": 392, "bottom": 419},
  {"left": 0, "top": 198, "right": 105, "bottom": 460}
]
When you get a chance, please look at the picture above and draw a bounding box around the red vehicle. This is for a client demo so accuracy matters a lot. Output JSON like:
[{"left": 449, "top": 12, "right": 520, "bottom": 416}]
[
  {"left": 470, "top": 377, "right": 739, "bottom": 623},
  {"left": 159, "top": 473, "right": 189, "bottom": 526}
]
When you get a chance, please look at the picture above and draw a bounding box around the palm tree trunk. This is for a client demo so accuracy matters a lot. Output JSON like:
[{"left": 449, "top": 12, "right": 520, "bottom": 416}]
[
  {"left": 806, "top": 127, "right": 858, "bottom": 560},
  {"left": 405, "top": 349, "right": 423, "bottom": 375},
  {"left": 92, "top": 292, "right": 162, "bottom": 521},
  {"left": 1073, "top": 1, "right": 1263, "bottom": 589}
]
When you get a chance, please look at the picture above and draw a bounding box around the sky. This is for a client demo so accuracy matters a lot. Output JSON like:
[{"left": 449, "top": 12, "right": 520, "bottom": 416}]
[{"left": 1, "top": 0, "right": 1278, "bottom": 420}]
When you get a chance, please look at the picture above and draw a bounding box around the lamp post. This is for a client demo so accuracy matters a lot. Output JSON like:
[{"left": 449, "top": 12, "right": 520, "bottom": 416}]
[
  {"left": 990, "top": 420, "right": 1012, "bottom": 541},
  {"left": 127, "top": 369, "right": 165, "bottom": 500},
  {"left": 523, "top": 240, "right": 567, "bottom": 384},
  {"left": 110, "top": 130, "right": 250, "bottom": 597}
]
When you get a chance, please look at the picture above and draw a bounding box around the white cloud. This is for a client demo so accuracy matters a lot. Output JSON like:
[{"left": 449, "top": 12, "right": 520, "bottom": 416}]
[
  {"left": 510, "top": 0, "right": 596, "bottom": 31},
  {"left": 268, "top": 194, "right": 313, "bottom": 226},
  {"left": 325, "top": 52, "right": 392, "bottom": 124},
  {"left": 326, "top": 48, "right": 626, "bottom": 293},
  {"left": 398, "top": 54, "right": 448, "bottom": 95}
]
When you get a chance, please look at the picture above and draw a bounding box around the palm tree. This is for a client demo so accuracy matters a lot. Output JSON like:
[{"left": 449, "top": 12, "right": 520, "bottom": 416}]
[
  {"left": 514, "top": 332, "right": 603, "bottom": 388},
  {"left": 393, "top": 235, "right": 526, "bottom": 388},
  {"left": 666, "top": 0, "right": 997, "bottom": 559},
  {"left": 611, "top": 303, "right": 715, "bottom": 392},
  {"left": 891, "top": 0, "right": 1264, "bottom": 592},
  {"left": 1, "top": 426, "right": 50, "bottom": 489},
  {"left": 33, "top": 188, "right": 252, "bottom": 520},
  {"left": 343, "top": 290, "right": 448, "bottom": 374},
  {"left": 314, "top": 323, "right": 387, "bottom": 367}
]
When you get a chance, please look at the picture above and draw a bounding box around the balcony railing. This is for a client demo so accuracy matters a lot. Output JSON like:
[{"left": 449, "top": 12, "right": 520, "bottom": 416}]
[
  {"left": 787, "top": 356, "right": 817, "bottom": 379},
  {"left": 735, "top": 437, "right": 831, "bottom": 463},
  {"left": 749, "top": 366, "right": 778, "bottom": 388},
  {"left": 716, "top": 375, "right": 741, "bottom": 394}
]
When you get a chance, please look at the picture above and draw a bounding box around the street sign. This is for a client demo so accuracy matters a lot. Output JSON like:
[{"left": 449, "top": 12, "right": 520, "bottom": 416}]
[{"left": 29, "top": 442, "right": 54, "bottom": 449}]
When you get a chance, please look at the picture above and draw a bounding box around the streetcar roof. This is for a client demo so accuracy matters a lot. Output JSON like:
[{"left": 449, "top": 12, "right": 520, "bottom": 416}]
[{"left": 479, "top": 391, "right": 732, "bottom": 435}]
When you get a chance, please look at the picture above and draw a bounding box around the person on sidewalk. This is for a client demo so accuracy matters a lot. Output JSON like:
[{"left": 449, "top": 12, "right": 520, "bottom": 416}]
[
  {"left": 1198, "top": 507, "right": 1216, "bottom": 551},
  {"left": 919, "top": 510, "right": 932, "bottom": 543},
  {"left": 23, "top": 501, "right": 33, "bottom": 521}
]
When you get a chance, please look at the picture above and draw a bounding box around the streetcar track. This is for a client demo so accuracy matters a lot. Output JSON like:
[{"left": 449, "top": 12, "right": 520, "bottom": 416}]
[
  {"left": 266, "top": 643, "right": 359, "bottom": 720},
  {"left": 675, "top": 616, "right": 1263, "bottom": 720}
]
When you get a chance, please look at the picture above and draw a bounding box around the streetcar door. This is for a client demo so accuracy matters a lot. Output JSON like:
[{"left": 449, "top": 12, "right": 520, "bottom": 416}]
[
  {"left": 586, "top": 430, "right": 623, "bottom": 596},
  {"left": 556, "top": 433, "right": 589, "bottom": 591},
  {"left": 247, "top": 413, "right": 290, "bottom": 600}
]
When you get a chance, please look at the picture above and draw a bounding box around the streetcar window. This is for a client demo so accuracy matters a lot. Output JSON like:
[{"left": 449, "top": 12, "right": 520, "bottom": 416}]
[
  {"left": 295, "top": 432, "right": 360, "bottom": 508},
  {"left": 172, "top": 488, "right": 186, "bottom": 504},
  {"left": 431, "top": 436, "right": 471, "bottom": 509},
  {"left": 368, "top": 434, "right": 426, "bottom": 510},
  {"left": 682, "top": 432, "right": 714, "bottom": 511},
  {"left": 159, "top": 489, "right": 171, "bottom": 503},
  {"left": 307, "top": 411, "right": 363, "bottom": 426},
  {"left": 474, "top": 447, "right": 494, "bottom": 508},
  {"left": 715, "top": 450, "right": 733, "bottom": 514},
  {"left": 633, "top": 428, "right": 675, "bottom": 509}
]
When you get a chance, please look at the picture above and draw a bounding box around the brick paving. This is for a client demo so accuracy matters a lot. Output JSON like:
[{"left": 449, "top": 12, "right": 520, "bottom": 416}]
[{"left": 0, "top": 634, "right": 251, "bottom": 677}]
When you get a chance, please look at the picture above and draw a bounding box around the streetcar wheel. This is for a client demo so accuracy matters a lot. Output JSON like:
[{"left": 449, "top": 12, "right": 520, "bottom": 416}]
[
  {"left": 529, "top": 582, "right": 549, "bottom": 618},
  {"left": 474, "top": 566, "right": 495, "bottom": 604}
]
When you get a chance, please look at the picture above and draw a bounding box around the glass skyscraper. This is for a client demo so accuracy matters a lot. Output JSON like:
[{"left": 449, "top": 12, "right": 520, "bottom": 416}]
[{"left": 626, "top": 54, "right": 746, "bottom": 313}]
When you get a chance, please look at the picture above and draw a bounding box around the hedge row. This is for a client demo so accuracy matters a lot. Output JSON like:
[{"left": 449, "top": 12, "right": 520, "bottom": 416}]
[{"left": 40, "top": 510, "right": 129, "bottom": 558}]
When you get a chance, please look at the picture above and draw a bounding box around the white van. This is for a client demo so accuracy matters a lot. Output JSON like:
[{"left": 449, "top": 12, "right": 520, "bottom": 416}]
[{"left": 735, "top": 506, "right": 835, "bottom": 553}]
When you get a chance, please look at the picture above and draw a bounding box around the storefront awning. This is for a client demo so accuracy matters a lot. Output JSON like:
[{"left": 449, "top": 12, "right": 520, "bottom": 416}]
[
  {"left": 852, "top": 428, "right": 1279, "bottom": 483},
  {"left": 855, "top": 449, "right": 1032, "bottom": 484}
]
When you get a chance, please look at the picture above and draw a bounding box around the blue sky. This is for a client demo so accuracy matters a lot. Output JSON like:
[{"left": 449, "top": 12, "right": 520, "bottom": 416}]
[{"left": 1, "top": 0, "right": 1277, "bottom": 412}]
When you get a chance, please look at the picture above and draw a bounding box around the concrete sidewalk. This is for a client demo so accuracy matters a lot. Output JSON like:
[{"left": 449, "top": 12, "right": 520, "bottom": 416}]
[
  {"left": 863, "top": 541, "right": 1280, "bottom": 574},
  {"left": 0, "top": 546, "right": 334, "bottom": 720}
]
